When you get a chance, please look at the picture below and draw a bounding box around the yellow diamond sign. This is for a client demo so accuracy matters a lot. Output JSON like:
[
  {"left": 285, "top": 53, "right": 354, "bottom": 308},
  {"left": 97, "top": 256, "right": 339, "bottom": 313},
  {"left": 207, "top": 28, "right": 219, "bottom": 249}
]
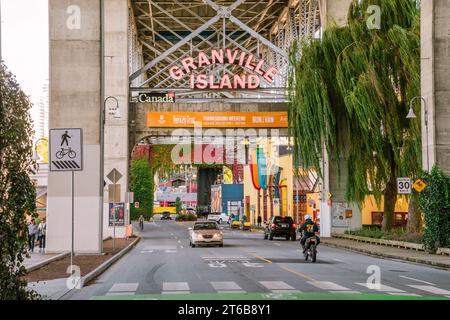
[{"left": 413, "top": 179, "right": 427, "bottom": 193}]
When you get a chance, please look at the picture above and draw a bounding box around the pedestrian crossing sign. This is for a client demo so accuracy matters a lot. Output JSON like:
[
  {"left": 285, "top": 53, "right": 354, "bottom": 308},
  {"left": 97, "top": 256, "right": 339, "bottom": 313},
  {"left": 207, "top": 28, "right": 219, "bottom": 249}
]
[
  {"left": 49, "top": 128, "right": 83, "bottom": 171},
  {"left": 413, "top": 179, "right": 427, "bottom": 193}
]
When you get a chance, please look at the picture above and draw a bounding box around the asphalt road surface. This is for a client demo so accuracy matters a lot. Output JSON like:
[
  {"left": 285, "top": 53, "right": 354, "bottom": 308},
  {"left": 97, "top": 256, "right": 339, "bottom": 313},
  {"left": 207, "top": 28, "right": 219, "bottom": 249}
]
[{"left": 63, "top": 218, "right": 450, "bottom": 300}]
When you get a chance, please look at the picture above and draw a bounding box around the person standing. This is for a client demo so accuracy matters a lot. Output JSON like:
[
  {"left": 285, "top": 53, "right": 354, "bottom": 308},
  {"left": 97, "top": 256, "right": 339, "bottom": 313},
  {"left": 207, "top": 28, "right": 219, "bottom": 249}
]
[
  {"left": 138, "top": 215, "right": 144, "bottom": 231},
  {"left": 27, "top": 219, "right": 39, "bottom": 253},
  {"left": 37, "top": 218, "right": 47, "bottom": 253},
  {"left": 257, "top": 215, "right": 262, "bottom": 228}
]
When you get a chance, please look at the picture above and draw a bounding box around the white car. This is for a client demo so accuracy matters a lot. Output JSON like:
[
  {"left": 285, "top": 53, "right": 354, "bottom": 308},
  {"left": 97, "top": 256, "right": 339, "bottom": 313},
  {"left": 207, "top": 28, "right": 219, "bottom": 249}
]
[
  {"left": 207, "top": 213, "right": 230, "bottom": 224},
  {"left": 189, "top": 221, "right": 224, "bottom": 247}
]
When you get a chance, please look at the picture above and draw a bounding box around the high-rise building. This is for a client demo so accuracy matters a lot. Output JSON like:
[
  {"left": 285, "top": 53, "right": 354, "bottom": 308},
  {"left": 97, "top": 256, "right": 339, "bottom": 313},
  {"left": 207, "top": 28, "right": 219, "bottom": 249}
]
[{"left": 36, "top": 80, "right": 49, "bottom": 139}]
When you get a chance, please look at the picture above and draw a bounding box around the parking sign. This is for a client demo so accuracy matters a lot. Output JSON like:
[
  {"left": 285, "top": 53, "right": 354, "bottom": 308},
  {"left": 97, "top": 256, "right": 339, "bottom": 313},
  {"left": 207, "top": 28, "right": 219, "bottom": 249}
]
[{"left": 49, "top": 128, "right": 83, "bottom": 171}]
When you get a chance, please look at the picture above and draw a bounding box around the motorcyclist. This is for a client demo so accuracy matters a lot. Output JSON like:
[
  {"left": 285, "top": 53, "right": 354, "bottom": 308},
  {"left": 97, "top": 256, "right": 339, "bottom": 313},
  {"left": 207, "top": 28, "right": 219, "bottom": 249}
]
[{"left": 299, "top": 214, "right": 320, "bottom": 253}]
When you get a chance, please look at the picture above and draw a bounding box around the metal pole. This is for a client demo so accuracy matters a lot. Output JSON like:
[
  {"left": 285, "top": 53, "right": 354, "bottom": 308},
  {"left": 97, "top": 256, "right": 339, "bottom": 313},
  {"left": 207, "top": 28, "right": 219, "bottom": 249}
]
[
  {"left": 0, "top": 0, "right": 3, "bottom": 62},
  {"left": 71, "top": 170, "right": 75, "bottom": 274},
  {"left": 99, "top": 0, "right": 105, "bottom": 254},
  {"left": 113, "top": 179, "right": 116, "bottom": 252}
]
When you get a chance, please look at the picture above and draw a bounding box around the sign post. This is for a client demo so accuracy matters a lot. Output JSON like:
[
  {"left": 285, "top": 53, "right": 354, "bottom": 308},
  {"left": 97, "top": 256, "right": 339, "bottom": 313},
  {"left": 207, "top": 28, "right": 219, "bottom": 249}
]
[
  {"left": 49, "top": 128, "right": 83, "bottom": 279},
  {"left": 107, "top": 168, "right": 123, "bottom": 252}
]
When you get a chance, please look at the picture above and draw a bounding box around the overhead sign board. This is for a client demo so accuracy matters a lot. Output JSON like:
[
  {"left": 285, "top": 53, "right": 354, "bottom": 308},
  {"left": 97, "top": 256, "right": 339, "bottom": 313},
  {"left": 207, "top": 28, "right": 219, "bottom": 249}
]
[
  {"left": 147, "top": 111, "right": 288, "bottom": 128},
  {"left": 49, "top": 128, "right": 83, "bottom": 171},
  {"left": 138, "top": 92, "right": 175, "bottom": 103},
  {"left": 397, "top": 177, "right": 411, "bottom": 194},
  {"left": 168, "top": 48, "right": 278, "bottom": 89}
]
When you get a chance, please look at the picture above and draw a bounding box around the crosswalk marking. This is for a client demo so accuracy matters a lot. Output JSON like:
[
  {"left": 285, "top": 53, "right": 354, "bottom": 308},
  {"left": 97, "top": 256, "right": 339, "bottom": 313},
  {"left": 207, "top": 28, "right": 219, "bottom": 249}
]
[
  {"left": 407, "top": 285, "right": 450, "bottom": 296},
  {"left": 329, "top": 291, "right": 360, "bottom": 294},
  {"left": 307, "top": 281, "right": 352, "bottom": 291},
  {"left": 107, "top": 283, "right": 139, "bottom": 296},
  {"left": 399, "top": 276, "right": 435, "bottom": 286},
  {"left": 211, "top": 281, "right": 245, "bottom": 293},
  {"left": 355, "top": 283, "right": 405, "bottom": 293},
  {"left": 163, "top": 282, "right": 190, "bottom": 292},
  {"left": 259, "top": 281, "right": 296, "bottom": 291},
  {"left": 389, "top": 292, "right": 421, "bottom": 297}
]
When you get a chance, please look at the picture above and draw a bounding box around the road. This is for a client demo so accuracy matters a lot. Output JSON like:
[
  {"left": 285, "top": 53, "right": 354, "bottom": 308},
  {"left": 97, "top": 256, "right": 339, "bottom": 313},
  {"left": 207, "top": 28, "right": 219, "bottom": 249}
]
[{"left": 63, "top": 219, "right": 450, "bottom": 300}]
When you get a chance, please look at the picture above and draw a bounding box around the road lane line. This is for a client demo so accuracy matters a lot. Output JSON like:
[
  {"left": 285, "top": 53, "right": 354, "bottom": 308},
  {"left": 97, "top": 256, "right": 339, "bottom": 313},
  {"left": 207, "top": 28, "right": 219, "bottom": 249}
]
[
  {"left": 399, "top": 275, "right": 435, "bottom": 286},
  {"left": 279, "top": 266, "right": 317, "bottom": 282},
  {"left": 389, "top": 292, "right": 421, "bottom": 297},
  {"left": 355, "top": 283, "right": 405, "bottom": 293},
  {"left": 407, "top": 285, "right": 450, "bottom": 296},
  {"left": 243, "top": 252, "right": 272, "bottom": 264},
  {"left": 307, "top": 281, "right": 352, "bottom": 291}
]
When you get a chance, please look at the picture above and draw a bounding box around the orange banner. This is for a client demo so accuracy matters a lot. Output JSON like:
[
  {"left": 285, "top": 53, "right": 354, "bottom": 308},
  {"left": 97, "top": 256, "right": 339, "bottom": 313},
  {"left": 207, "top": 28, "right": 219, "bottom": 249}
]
[{"left": 147, "top": 112, "right": 288, "bottom": 128}]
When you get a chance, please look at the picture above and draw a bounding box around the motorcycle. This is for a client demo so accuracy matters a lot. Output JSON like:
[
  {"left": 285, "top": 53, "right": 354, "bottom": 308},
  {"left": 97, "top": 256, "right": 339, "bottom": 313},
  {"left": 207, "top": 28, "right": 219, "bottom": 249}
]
[{"left": 303, "top": 236, "right": 318, "bottom": 262}]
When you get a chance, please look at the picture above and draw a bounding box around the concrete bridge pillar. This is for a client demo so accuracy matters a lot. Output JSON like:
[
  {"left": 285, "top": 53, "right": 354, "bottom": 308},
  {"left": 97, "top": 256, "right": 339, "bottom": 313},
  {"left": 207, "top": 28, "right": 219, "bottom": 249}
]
[
  {"left": 47, "top": 0, "right": 102, "bottom": 253},
  {"left": 318, "top": 0, "right": 357, "bottom": 237},
  {"left": 421, "top": 0, "right": 450, "bottom": 174}
]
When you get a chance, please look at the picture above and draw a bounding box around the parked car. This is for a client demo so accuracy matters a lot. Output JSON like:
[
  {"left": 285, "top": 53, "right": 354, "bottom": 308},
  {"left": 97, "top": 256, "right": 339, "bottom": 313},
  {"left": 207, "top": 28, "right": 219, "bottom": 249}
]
[
  {"left": 161, "top": 212, "right": 172, "bottom": 220},
  {"left": 207, "top": 213, "right": 230, "bottom": 224},
  {"left": 189, "top": 221, "right": 223, "bottom": 247},
  {"left": 264, "top": 216, "right": 297, "bottom": 241}
]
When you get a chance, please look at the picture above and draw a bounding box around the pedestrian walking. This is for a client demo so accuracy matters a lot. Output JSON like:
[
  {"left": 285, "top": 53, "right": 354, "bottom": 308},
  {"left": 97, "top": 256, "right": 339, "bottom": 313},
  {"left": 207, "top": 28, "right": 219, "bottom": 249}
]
[
  {"left": 257, "top": 215, "right": 262, "bottom": 228},
  {"left": 138, "top": 215, "right": 144, "bottom": 231},
  {"left": 37, "top": 218, "right": 47, "bottom": 253},
  {"left": 27, "top": 219, "right": 39, "bottom": 253}
]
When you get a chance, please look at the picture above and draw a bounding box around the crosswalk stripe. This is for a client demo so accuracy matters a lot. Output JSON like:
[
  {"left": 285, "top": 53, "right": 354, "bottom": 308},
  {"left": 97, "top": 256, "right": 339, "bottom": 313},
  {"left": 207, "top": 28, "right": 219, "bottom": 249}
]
[
  {"left": 211, "top": 281, "right": 243, "bottom": 291},
  {"left": 259, "top": 281, "right": 296, "bottom": 291},
  {"left": 388, "top": 292, "right": 421, "bottom": 297},
  {"left": 107, "top": 282, "right": 139, "bottom": 295},
  {"left": 162, "top": 282, "right": 190, "bottom": 292},
  {"left": 307, "top": 281, "right": 352, "bottom": 291},
  {"left": 407, "top": 285, "right": 450, "bottom": 296},
  {"left": 355, "top": 283, "right": 405, "bottom": 293}
]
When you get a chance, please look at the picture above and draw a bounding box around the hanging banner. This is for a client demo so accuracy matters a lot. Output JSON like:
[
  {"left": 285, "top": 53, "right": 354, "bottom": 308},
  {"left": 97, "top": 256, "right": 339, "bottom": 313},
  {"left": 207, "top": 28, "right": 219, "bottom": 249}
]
[{"left": 147, "top": 111, "right": 288, "bottom": 128}]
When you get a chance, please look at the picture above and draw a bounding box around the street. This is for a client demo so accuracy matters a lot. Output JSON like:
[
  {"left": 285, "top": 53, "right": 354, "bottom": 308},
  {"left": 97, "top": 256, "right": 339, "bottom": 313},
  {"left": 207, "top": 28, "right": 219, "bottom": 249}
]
[{"left": 63, "top": 219, "right": 450, "bottom": 300}]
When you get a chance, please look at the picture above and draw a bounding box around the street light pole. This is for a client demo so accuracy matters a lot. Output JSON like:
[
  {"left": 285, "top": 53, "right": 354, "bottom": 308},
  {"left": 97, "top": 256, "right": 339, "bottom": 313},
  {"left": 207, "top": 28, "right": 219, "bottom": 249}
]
[{"left": 407, "top": 96, "right": 429, "bottom": 172}]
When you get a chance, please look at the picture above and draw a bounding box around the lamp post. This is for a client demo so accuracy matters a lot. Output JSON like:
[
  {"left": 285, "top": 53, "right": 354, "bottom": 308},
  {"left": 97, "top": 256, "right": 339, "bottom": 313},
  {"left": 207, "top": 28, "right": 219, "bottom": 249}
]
[
  {"left": 32, "top": 138, "right": 49, "bottom": 170},
  {"left": 407, "top": 96, "right": 429, "bottom": 172},
  {"left": 101, "top": 96, "right": 121, "bottom": 252}
]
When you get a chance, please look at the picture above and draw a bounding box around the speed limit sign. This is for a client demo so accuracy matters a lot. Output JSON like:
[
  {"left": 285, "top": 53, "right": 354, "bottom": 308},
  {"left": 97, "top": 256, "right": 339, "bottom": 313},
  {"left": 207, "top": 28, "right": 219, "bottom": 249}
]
[{"left": 397, "top": 178, "right": 411, "bottom": 194}]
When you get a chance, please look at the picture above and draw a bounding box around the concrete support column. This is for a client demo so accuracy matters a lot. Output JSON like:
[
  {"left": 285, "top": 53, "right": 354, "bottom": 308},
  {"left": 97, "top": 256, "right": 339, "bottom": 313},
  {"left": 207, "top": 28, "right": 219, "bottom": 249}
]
[
  {"left": 421, "top": 0, "right": 450, "bottom": 174},
  {"left": 102, "top": 0, "right": 129, "bottom": 238},
  {"left": 47, "top": 0, "right": 102, "bottom": 253},
  {"left": 318, "top": 0, "right": 356, "bottom": 237}
]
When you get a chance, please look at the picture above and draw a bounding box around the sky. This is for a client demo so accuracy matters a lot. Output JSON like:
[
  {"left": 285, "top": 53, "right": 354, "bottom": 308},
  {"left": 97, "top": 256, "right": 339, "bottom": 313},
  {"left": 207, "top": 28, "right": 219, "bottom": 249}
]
[{"left": 1, "top": 0, "right": 48, "bottom": 126}]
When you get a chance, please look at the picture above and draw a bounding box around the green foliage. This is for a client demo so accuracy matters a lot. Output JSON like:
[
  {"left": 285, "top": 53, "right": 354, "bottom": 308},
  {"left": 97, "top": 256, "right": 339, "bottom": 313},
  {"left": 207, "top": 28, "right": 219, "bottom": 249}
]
[
  {"left": 0, "top": 63, "right": 40, "bottom": 299},
  {"left": 418, "top": 166, "right": 450, "bottom": 252},
  {"left": 288, "top": 0, "right": 421, "bottom": 231},
  {"left": 345, "top": 226, "right": 422, "bottom": 244},
  {"left": 175, "top": 197, "right": 182, "bottom": 215},
  {"left": 130, "top": 158, "right": 154, "bottom": 221}
]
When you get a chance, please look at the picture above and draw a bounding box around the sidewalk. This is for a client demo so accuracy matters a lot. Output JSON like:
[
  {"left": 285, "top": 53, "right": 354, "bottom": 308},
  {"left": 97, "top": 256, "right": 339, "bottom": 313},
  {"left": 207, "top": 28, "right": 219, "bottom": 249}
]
[
  {"left": 322, "top": 237, "right": 450, "bottom": 269},
  {"left": 23, "top": 252, "right": 67, "bottom": 272}
]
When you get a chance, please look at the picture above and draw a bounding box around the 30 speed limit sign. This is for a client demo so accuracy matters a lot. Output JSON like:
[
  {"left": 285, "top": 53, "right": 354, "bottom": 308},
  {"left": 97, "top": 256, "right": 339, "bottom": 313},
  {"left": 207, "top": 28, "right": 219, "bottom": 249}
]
[{"left": 397, "top": 177, "right": 412, "bottom": 194}]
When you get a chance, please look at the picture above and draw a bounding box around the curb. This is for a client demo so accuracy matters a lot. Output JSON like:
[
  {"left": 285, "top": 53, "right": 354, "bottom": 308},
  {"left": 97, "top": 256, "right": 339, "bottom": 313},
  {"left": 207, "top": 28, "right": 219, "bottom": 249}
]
[
  {"left": 26, "top": 251, "right": 70, "bottom": 273},
  {"left": 80, "top": 236, "right": 141, "bottom": 287},
  {"left": 322, "top": 241, "right": 450, "bottom": 270}
]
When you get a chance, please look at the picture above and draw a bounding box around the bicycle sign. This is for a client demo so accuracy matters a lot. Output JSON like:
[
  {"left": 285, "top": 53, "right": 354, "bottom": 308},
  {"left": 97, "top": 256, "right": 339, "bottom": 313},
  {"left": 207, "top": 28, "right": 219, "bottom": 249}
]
[{"left": 50, "top": 128, "right": 83, "bottom": 171}]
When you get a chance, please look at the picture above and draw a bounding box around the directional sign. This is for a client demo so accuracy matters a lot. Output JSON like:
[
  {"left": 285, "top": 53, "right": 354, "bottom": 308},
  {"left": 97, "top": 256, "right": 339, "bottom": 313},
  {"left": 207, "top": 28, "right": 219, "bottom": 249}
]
[
  {"left": 397, "top": 177, "right": 411, "bottom": 194},
  {"left": 107, "top": 168, "right": 123, "bottom": 184},
  {"left": 49, "top": 128, "right": 83, "bottom": 171},
  {"left": 413, "top": 179, "right": 427, "bottom": 193}
]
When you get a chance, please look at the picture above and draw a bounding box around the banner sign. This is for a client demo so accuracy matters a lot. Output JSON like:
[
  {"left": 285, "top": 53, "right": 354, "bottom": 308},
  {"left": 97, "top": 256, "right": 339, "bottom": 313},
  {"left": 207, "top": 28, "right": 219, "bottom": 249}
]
[
  {"left": 147, "top": 111, "right": 288, "bottom": 128},
  {"left": 138, "top": 92, "right": 175, "bottom": 103},
  {"left": 109, "top": 203, "right": 125, "bottom": 227}
]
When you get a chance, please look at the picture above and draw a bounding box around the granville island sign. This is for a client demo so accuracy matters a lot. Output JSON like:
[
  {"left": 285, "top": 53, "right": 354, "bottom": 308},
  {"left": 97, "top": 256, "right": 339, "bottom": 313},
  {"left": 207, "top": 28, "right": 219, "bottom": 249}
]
[{"left": 169, "top": 48, "right": 279, "bottom": 89}]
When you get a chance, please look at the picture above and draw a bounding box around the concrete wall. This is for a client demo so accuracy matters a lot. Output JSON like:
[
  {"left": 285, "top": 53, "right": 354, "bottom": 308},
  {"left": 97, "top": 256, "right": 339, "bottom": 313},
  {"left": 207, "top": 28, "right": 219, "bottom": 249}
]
[
  {"left": 48, "top": 0, "right": 102, "bottom": 253},
  {"left": 103, "top": 0, "right": 129, "bottom": 238},
  {"left": 421, "top": 0, "right": 450, "bottom": 174}
]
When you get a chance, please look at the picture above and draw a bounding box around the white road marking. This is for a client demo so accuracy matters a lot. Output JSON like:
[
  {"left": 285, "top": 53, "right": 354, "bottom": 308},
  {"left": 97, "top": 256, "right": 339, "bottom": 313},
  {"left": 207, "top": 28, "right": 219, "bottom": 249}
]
[
  {"left": 202, "top": 256, "right": 249, "bottom": 260},
  {"left": 164, "top": 250, "right": 177, "bottom": 253},
  {"left": 140, "top": 250, "right": 154, "bottom": 254},
  {"left": 329, "top": 291, "right": 360, "bottom": 294},
  {"left": 355, "top": 283, "right": 405, "bottom": 293},
  {"left": 399, "top": 275, "right": 435, "bottom": 286},
  {"left": 162, "top": 291, "right": 190, "bottom": 295},
  {"left": 259, "top": 281, "right": 296, "bottom": 291},
  {"left": 107, "top": 282, "right": 139, "bottom": 295},
  {"left": 332, "top": 258, "right": 345, "bottom": 263},
  {"left": 106, "top": 292, "right": 135, "bottom": 296},
  {"left": 162, "top": 282, "right": 190, "bottom": 292},
  {"left": 180, "top": 246, "right": 184, "bottom": 249},
  {"left": 407, "top": 285, "right": 450, "bottom": 296},
  {"left": 211, "top": 281, "right": 244, "bottom": 292},
  {"left": 388, "top": 292, "right": 421, "bottom": 297},
  {"left": 307, "top": 281, "right": 352, "bottom": 291}
]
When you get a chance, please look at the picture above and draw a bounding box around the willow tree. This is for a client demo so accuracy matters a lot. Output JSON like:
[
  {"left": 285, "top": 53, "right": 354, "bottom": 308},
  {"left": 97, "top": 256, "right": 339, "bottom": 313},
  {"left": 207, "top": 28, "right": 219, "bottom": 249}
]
[
  {"left": 288, "top": 0, "right": 421, "bottom": 231},
  {"left": 0, "top": 63, "right": 39, "bottom": 299}
]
